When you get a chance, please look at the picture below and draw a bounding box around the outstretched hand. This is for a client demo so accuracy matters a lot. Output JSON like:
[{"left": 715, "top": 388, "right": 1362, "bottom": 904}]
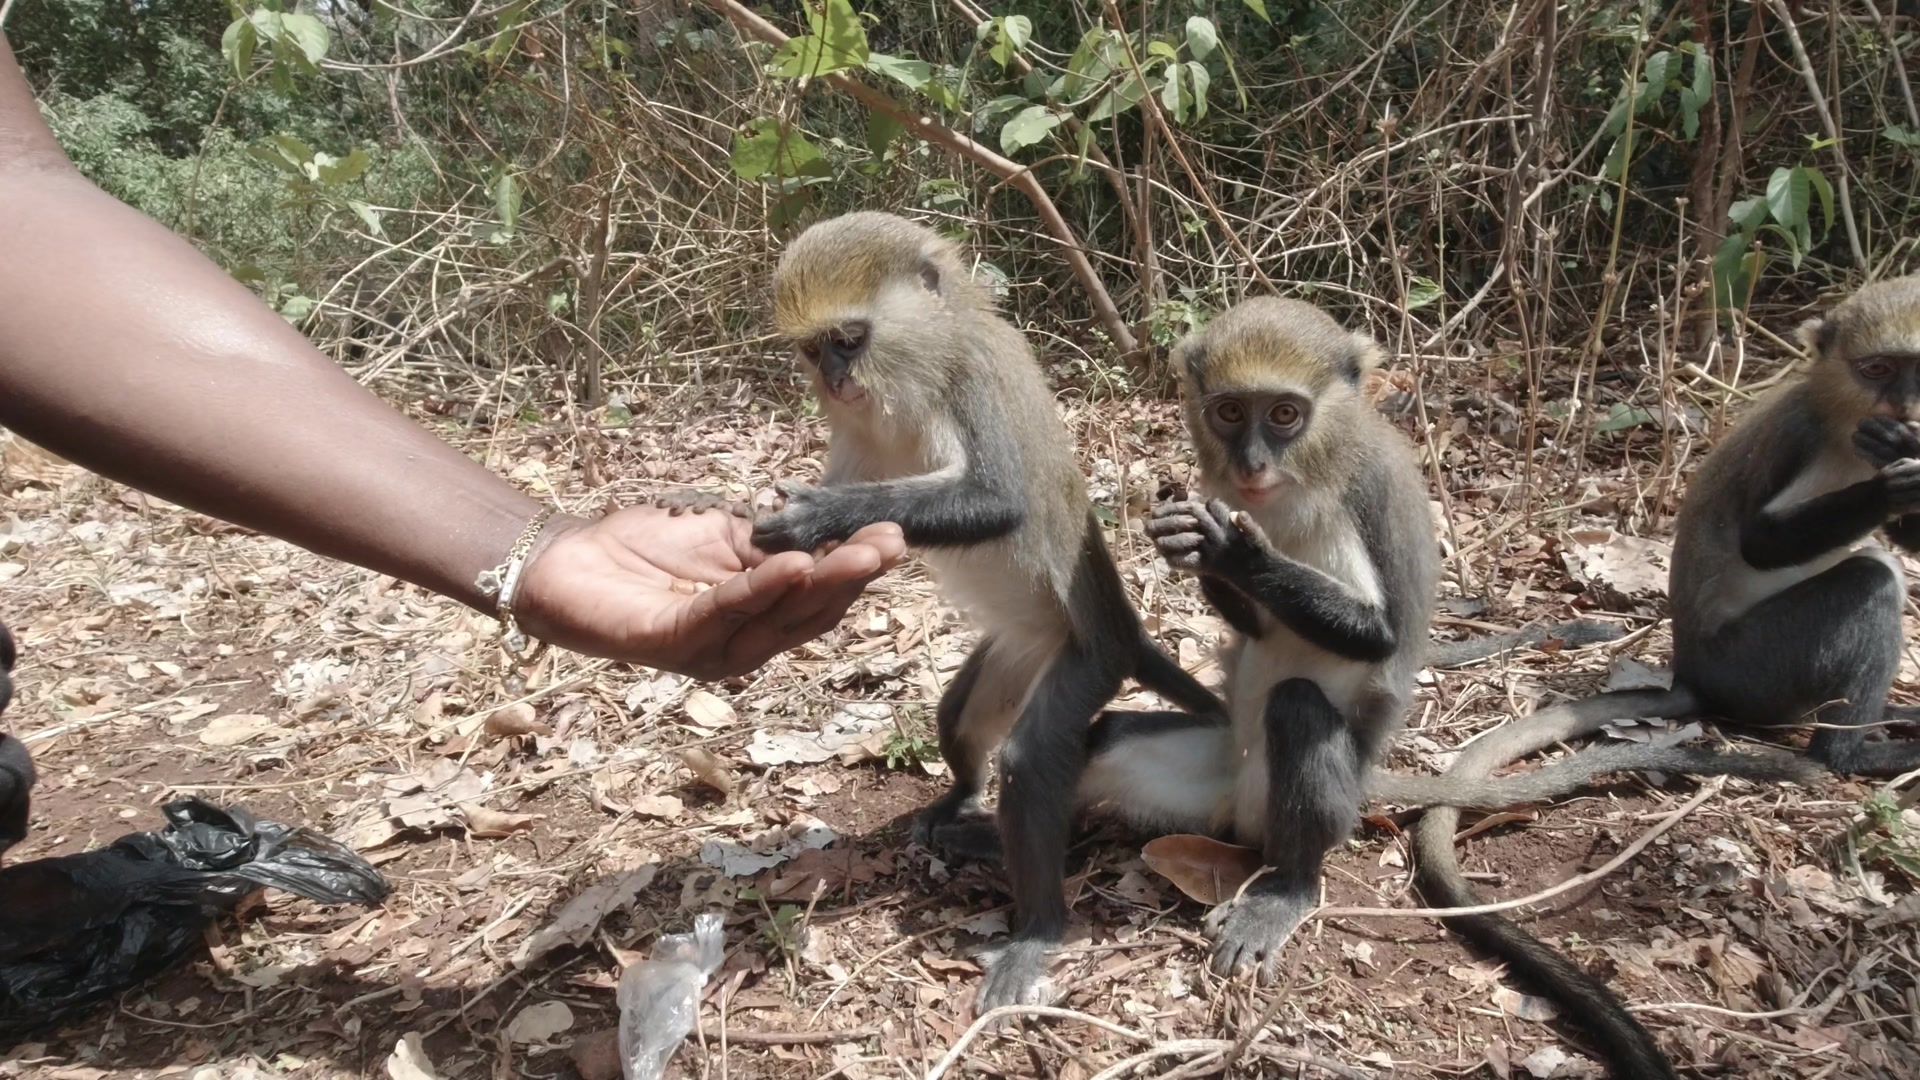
[{"left": 512, "top": 505, "right": 906, "bottom": 680}]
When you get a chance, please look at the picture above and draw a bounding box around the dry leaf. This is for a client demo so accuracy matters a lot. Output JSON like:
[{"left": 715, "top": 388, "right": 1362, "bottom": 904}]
[
  {"left": 1493, "top": 985, "right": 1561, "bottom": 1022},
  {"left": 631, "top": 794, "right": 684, "bottom": 819},
  {"left": 197, "top": 713, "right": 281, "bottom": 747},
  {"left": 682, "top": 689, "right": 737, "bottom": 730},
  {"left": 681, "top": 747, "right": 734, "bottom": 797},
  {"left": 1560, "top": 528, "right": 1671, "bottom": 600},
  {"left": 1519, "top": 1045, "right": 1572, "bottom": 1078},
  {"left": 413, "top": 692, "right": 445, "bottom": 729},
  {"left": 1457, "top": 809, "right": 1538, "bottom": 843},
  {"left": 386, "top": 1033, "right": 440, "bottom": 1080},
  {"left": 485, "top": 703, "right": 550, "bottom": 739},
  {"left": 460, "top": 802, "right": 541, "bottom": 839},
  {"left": 512, "top": 864, "right": 660, "bottom": 969},
  {"left": 505, "top": 1000, "right": 574, "bottom": 1044},
  {"left": 1140, "top": 834, "right": 1264, "bottom": 905},
  {"left": 568, "top": 1029, "right": 622, "bottom": 1080}
]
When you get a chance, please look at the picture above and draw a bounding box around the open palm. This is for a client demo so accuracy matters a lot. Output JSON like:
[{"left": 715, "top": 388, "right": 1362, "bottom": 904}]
[{"left": 515, "top": 504, "right": 905, "bottom": 680}]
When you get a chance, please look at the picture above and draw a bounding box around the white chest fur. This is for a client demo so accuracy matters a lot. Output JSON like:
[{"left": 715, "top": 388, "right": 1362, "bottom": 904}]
[
  {"left": 1220, "top": 491, "right": 1383, "bottom": 842},
  {"left": 1702, "top": 449, "right": 1888, "bottom": 632}
]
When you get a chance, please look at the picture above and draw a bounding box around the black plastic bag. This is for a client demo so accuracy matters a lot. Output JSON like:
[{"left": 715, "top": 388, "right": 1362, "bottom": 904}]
[{"left": 0, "top": 797, "right": 389, "bottom": 1039}]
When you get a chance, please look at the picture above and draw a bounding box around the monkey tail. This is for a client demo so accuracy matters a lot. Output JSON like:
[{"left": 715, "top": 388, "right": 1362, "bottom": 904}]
[
  {"left": 1131, "top": 628, "right": 1227, "bottom": 719},
  {"left": 1427, "top": 619, "right": 1625, "bottom": 670},
  {"left": 1414, "top": 824, "right": 1680, "bottom": 1080},
  {"left": 1407, "top": 688, "right": 1698, "bottom": 1080}
]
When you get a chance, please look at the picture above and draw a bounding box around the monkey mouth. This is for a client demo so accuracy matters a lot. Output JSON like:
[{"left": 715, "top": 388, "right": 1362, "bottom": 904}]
[
  {"left": 825, "top": 378, "right": 868, "bottom": 405},
  {"left": 1234, "top": 477, "right": 1286, "bottom": 503}
]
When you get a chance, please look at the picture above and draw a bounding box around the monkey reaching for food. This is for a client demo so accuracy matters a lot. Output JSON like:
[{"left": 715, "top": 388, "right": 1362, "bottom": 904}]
[{"left": 745, "top": 211, "right": 1223, "bottom": 1010}]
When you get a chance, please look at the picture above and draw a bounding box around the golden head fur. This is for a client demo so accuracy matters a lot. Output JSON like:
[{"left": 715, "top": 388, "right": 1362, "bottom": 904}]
[
  {"left": 1799, "top": 275, "right": 1920, "bottom": 424},
  {"left": 1173, "top": 297, "right": 1385, "bottom": 490},
  {"left": 771, "top": 212, "right": 992, "bottom": 411}
]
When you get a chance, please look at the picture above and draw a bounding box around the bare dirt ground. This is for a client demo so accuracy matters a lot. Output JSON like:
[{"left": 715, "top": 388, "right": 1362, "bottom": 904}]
[{"left": 3, "top": 369, "right": 1919, "bottom": 1080}]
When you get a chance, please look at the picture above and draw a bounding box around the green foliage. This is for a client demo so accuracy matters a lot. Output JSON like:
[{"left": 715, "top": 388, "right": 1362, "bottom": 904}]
[
  {"left": 1712, "top": 165, "right": 1835, "bottom": 310},
  {"left": 882, "top": 728, "right": 938, "bottom": 771},
  {"left": 1850, "top": 792, "right": 1920, "bottom": 884}
]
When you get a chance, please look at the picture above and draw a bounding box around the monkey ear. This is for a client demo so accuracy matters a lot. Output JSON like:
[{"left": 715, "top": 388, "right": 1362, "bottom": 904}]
[
  {"left": 919, "top": 262, "right": 942, "bottom": 295},
  {"left": 1346, "top": 332, "right": 1385, "bottom": 384},
  {"left": 1796, "top": 316, "right": 1839, "bottom": 359},
  {"left": 1179, "top": 342, "right": 1209, "bottom": 387}
]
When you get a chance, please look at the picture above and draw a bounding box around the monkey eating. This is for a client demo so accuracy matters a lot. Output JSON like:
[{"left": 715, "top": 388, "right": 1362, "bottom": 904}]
[
  {"left": 1406, "top": 276, "right": 1920, "bottom": 1080},
  {"left": 748, "top": 210, "right": 1224, "bottom": 1010},
  {"left": 1074, "top": 297, "right": 1440, "bottom": 981}
]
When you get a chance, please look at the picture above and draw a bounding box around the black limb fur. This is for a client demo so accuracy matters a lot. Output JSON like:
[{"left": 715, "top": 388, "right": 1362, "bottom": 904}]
[
  {"left": 976, "top": 631, "right": 1129, "bottom": 1008},
  {"left": 1738, "top": 477, "right": 1891, "bottom": 570},
  {"left": 914, "top": 639, "right": 1001, "bottom": 860},
  {"left": 1209, "top": 678, "right": 1355, "bottom": 982},
  {"left": 1130, "top": 628, "right": 1226, "bottom": 719},
  {"left": 1427, "top": 619, "right": 1625, "bottom": 670},
  {"left": 1680, "top": 552, "right": 1920, "bottom": 777},
  {"left": 753, "top": 386, "right": 1027, "bottom": 554}
]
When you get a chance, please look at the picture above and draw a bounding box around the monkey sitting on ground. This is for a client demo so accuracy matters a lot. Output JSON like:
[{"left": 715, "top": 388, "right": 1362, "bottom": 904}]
[
  {"left": 1073, "top": 297, "right": 1443, "bottom": 980},
  {"left": 740, "top": 210, "right": 1224, "bottom": 1010},
  {"left": 1406, "top": 276, "right": 1920, "bottom": 1080}
]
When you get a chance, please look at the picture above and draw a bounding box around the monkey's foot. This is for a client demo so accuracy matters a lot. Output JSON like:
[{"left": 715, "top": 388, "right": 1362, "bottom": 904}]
[
  {"left": 1206, "top": 890, "right": 1314, "bottom": 983},
  {"left": 651, "top": 490, "right": 752, "bottom": 518},
  {"left": 911, "top": 791, "right": 1002, "bottom": 863},
  {"left": 973, "top": 938, "right": 1058, "bottom": 1014}
]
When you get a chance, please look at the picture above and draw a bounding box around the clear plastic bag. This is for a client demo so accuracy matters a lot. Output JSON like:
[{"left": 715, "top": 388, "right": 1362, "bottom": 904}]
[
  {"left": 615, "top": 913, "right": 727, "bottom": 1080},
  {"left": 0, "top": 797, "right": 389, "bottom": 1039}
]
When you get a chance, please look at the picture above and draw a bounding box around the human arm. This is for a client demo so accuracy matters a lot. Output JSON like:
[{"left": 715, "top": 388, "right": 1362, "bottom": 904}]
[{"left": 0, "top": 34, "right": 903, "bottom": 679}]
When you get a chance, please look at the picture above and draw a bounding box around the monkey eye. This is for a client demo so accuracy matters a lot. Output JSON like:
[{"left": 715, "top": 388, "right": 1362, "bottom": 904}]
[
  {"left": 1214, "top": 400, "right": 1246, "bottom": 425},
  {"left": 1268, "top": 401, "right": 1302, "bottom": 429},
  {"left": 1858, "top": 359, "right": 1896, "bottom": 381}
]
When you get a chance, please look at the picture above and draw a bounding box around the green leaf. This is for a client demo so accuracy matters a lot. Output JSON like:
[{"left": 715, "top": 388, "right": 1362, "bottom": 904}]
[
  {"left": 230, "top": 263, "right": 266, "bottom": 284},
  {"left": 1803, "top": 166, "right": 1835, "bottom": 241},
  {"left": 222, "top": 18, "right": 256, "bottom": 80},
  {"left": 279, "top": 293, "right": 316, "bottom": 320},
  {"left": 1186, "top": 16, "right": 1219, "bottom": 61},
  {"left": 1642, "top": 50, "right": 1676, "bottom": 92},
  {"left": 1087, "top": 73, "right": 1150, "bottom": 122},
  {"left": 1689, "top": 44, "right": 1712, "bottom": 103},
  {"left": 1765, "top": 166, "right": 1810, "bottom": 235},
  {"left": 731, "top": 119, "right": 829, "bottom": 180},
  {"left": 486, "top": 1, "right": 528, "bottom": 63},
  {"left": 1000, "top": 105, "right": 1063, "bottom": 154},
  {"left": 1405, "top": 276, "right": 1444, "bottom": 310},
  {"left": 1160, "top": 62, "right": 1189, "bottom": 124},
  {"left": 317, "top": 147, "right": 371, "bottom": 186},
  {"left": 772, "top": 0, "right": 868, "bottom": 77},
  {"left": 1728, "top": 194, "right": 1770, "bottom": 230},
  {"left": 346, "top": 199, "right": 384, "bottom": 237},
  {"left": 1240, "top": 0, "right": 1272, "bottom": 23},
  {"left": 864, "top": 52, "right": 931, "bottom": 91},
  {"left": 866, "top": 110, "right": 906, "bottom": 158},
  {"left": 989, "top": 15, "right": 1031, "bottom": 67},
  {"left": 1064, "top": 28, "right": 1113, "bottom": 98},
  {"left": 277, "top": 12, "right": 331, "bottom": 67},
  {"left": 494, "top": 171, "right": 521, "bottom": 235},
  {"left": 1886, "top": 124, "right": 1920, "bottom": 147},
  {"left": 1596, "top": 402, "right": 1656, "bottom": 433},
  {"left": 1148, "top": 40, "right": 1179, "bottom": 63},
  {"left": 1186, "top": 61, "right": 1211, "bottom": 120}
]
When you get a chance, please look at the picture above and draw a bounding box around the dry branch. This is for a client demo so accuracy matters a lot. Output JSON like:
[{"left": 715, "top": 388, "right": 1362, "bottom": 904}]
[{"left": 700, "top": 0, "right": 1139, "bottom": 355}]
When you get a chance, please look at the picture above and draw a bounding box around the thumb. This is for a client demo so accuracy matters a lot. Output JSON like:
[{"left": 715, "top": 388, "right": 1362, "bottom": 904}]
[{"left": 684, "top": 552, "right": 812, "bottom": 632}]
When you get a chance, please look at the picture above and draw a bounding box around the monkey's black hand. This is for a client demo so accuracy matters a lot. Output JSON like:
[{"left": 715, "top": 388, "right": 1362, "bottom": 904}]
[
  {"left": 1207, "top": 889, "right": 1315, "bottom": 984},
  {"left": 750, "top": 482, "right": 856, "bottom": 555},
  {"left": 1854, "top": 417, "right": 1920, "bottom": 470},
  {"left": 1883, "top": 459, "right": 1920, "bottom": 518},
  {"left": 1147, "top": 498, "right": 1269, "bottom": 578},
  {"left": 652, "top": 489, "right": 753, "bottom": 519}
]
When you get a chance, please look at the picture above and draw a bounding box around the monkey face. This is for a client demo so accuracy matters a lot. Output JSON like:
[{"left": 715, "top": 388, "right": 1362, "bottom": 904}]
[
  {"left": 1847, "top": 352, "right": 1920, "bottom": 422},
  {"left": 1198, "top": 389, "right": 1314, "bottom": 503},
  {"left": 794, "top": 320, "right": 873, "bottom": 405}
]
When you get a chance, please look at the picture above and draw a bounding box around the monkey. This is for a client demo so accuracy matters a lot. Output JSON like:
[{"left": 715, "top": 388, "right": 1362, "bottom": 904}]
[
  {"left": 1073, "top": 296, "right": 1442, "bottom": 981},
  {"left": 1399, "top": 277, "right": 1920, "bottom": 1080},
  {"left": 742, "top": 210, "right": 1225, "bottom": 1010}
]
